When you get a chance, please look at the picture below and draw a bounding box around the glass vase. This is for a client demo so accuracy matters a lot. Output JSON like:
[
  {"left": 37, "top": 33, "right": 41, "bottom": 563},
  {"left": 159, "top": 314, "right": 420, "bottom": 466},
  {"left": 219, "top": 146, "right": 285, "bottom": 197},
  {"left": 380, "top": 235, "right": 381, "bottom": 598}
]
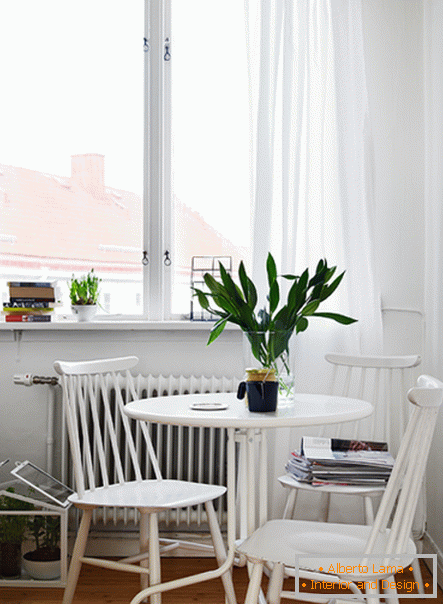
[{"left": 242, "top": 331, "right": 295, "bottom": 403}]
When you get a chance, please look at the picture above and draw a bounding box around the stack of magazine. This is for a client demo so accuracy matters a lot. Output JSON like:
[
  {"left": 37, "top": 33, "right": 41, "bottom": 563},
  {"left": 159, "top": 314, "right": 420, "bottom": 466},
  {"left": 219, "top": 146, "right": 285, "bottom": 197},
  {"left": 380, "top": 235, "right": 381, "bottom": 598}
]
[{"left": 285, "top": 436, "right": 395, "bottom": 486}]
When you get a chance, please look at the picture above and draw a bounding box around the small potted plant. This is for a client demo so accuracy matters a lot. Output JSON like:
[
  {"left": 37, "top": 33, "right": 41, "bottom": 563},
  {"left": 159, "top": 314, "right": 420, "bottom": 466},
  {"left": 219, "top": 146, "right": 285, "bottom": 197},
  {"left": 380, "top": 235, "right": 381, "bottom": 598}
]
[
  {"left": 23, "top": 514, "right": 61, "bottom": 580},
  {"left": 0, "top": 488, "right": 34, "bottom": 579},
  {"left": 193, "top": 253, "right": 357, "bottom": 407},
  {"left": 69, "top": 268, "right": 101, "bottom": 321}
]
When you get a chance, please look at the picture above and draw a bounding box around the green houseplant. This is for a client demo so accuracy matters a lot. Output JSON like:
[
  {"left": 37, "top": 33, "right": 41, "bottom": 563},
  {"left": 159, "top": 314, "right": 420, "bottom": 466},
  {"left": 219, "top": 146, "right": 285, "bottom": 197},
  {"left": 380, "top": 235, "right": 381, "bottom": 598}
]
[
  {"left": 0, "top": 488, "right": 34, "bottom": 578},
  {"left": 23, "top": 514, "right": 61, "bottom": 580},
  {"left": 193, "top": 253, "right": 357, "bottom": 397},
  {"left": 69, "top": 269, "right": 101, "bottom": 321}
]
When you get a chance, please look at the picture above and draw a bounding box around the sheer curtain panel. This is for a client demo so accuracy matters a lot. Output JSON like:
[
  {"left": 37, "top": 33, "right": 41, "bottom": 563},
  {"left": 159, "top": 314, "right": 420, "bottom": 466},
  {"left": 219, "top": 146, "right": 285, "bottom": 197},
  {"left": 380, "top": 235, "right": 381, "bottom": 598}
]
[{"left": 246, "top": 0, "right": 382, "bottom": 366}]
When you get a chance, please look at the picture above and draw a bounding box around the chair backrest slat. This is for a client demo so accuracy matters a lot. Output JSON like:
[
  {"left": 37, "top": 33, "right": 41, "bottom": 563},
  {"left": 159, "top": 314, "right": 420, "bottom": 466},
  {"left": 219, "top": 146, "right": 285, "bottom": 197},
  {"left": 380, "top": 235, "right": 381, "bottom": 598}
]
[
  {"left": 361, "top": 375, "right": 442, "bottom": 566},
  {"left": 54, "top": 356, "right": 163, "bottom": 497},
  {"left": 326, "top": 354, "right": 421, "bottom": 453}
]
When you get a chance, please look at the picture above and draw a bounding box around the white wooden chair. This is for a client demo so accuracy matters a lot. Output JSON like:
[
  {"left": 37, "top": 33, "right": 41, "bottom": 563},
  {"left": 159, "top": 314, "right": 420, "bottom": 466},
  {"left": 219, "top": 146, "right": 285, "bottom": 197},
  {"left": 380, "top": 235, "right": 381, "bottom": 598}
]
[
  {"left": 54, "top": 356, "right": 236, "bottom": 604},
  {"left": 279, "top": 354, "right": 422, "bottom": 525},
  {"left": 237, "top": 374, "right": 442, "bottom": 604}
]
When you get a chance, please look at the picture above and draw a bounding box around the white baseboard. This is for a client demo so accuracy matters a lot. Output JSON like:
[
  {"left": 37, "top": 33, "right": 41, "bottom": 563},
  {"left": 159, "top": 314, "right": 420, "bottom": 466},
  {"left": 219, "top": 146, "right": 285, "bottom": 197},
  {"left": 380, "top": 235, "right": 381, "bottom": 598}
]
[{"left": 422, "top": 531, "right": 443, "bottom": 589}]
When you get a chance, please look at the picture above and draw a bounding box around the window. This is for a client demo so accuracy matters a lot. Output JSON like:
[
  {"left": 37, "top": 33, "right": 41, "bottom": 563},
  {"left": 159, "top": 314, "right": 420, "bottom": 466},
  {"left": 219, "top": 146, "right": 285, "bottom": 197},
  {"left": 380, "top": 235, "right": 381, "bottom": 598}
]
[{"left": 0, "top": 1, "right": 251, "bottom": 319}]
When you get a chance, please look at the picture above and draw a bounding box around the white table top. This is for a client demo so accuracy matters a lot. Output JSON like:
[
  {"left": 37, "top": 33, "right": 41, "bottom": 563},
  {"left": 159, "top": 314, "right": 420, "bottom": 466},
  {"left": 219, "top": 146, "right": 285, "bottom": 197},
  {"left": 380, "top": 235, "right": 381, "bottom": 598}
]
[{"left": 124, "top": 392, "right": 373, "bottom": 429}]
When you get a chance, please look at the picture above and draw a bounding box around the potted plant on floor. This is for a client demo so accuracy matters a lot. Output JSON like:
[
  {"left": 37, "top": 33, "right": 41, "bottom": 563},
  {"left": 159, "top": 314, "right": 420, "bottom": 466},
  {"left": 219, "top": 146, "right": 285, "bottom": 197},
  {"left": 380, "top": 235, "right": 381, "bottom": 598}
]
[
  {"left": 0, "top": 488, "right": 34, "bottom": 579},
  {"left": 69, "top": 268, "right": 101, "bottom": 322},
  {"left": 193, "top": 253, "right": 357, "bottom": 408},
  {"left": 23, "top": 514, "right": 61, "bottom": 580}
]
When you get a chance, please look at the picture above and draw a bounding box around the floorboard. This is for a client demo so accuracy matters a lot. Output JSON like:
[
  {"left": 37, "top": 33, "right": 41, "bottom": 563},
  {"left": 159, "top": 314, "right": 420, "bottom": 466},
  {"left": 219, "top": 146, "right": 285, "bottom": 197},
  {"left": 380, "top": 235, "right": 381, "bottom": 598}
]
[{"left": 0, "top": 558, "right": 440, "bottom": 603}]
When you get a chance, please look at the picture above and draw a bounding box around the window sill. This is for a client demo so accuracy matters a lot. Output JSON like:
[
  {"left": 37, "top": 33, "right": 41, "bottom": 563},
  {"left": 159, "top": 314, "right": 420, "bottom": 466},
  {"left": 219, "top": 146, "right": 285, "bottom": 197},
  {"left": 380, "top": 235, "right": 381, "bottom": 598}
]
[{"left": 0, "top": 319, "right": 239, "bottom": 332}]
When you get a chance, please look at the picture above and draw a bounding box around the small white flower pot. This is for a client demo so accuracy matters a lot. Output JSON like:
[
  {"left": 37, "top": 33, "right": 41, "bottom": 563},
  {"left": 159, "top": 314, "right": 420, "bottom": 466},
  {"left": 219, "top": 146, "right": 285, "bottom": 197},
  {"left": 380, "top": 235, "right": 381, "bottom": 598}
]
[
  {"left": 22, "top": 555, "right": 61, "bottom": 580},
  {"left": 71, "top": 305, "right": 97, "bottom": 322}
]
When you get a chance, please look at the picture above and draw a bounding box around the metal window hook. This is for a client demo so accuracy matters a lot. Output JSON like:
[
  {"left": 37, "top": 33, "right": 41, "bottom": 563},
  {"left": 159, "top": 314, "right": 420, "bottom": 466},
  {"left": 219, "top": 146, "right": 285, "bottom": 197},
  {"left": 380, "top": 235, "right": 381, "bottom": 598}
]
[
  {"left": 142, "top": 251, "right": 149, "bottom": 265},
  {"left": 164, "top": 38, "right": 171, "bottom": 61},
  {"left": 143, "top": 38, "right": 150, "bottom": 52},
  {"left": 164, "top": 250, "right": 172, "bottom": 266}
]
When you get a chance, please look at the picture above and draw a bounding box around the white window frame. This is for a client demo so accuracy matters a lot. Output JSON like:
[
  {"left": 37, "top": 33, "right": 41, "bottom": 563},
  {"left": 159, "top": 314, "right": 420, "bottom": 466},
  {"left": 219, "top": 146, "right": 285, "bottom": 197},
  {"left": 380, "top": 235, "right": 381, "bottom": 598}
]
[{"left": 143, "top": 0, "right": 173, "bottom": 320}]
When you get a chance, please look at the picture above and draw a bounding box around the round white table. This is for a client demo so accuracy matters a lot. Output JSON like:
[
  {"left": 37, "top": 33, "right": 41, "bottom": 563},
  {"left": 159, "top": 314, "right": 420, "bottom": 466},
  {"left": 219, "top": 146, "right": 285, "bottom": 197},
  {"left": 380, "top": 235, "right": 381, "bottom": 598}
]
[{"left": 124, "top": 391, "right": 373, "bottom": 553}]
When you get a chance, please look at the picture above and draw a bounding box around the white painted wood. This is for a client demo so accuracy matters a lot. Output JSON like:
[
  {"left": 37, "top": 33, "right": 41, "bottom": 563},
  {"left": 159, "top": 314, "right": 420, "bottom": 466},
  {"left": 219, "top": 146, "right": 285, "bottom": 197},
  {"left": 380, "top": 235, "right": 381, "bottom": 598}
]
[
  {"left": 278, "top": 353, "right": 422, "bottom": 524},
  {"left": 55, "top": 356, "right": 236, "bottom": 604},
  {"left": 236, "top": 374, "right": 443, "bottom": 604}
]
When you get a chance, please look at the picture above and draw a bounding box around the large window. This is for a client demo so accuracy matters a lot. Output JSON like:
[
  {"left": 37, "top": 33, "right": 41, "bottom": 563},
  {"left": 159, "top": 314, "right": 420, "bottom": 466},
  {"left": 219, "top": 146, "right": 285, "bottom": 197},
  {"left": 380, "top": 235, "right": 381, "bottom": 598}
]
[{"left": 0, "top": 1, "right": 251, "bottom": 319}]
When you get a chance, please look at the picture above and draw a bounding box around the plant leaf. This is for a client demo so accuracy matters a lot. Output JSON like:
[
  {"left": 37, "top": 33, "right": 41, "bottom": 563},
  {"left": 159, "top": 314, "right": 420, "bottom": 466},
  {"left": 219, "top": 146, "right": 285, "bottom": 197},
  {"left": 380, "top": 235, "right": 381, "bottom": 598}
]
[
  {"left": 268, "top": 280, "right": 280, "bottom": 315},
  {"left": 266, "top": 253, "right": 278, "bottom": 287},
  {"left": 312, "top": 312, "right": 357, "bottom": 324},
  {"left": 207, "top": 318, "right": 228, "bottom": 345}
]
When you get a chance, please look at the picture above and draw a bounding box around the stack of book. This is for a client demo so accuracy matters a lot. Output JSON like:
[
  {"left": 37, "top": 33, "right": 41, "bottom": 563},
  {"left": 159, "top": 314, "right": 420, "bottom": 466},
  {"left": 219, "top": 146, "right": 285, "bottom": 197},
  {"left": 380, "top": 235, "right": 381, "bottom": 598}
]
[
  {"left": 3, "top": 281, "right": 57, "bottom": 322},
  {"left": 285, "top": 436, "right": 395, "bottom": 486}
]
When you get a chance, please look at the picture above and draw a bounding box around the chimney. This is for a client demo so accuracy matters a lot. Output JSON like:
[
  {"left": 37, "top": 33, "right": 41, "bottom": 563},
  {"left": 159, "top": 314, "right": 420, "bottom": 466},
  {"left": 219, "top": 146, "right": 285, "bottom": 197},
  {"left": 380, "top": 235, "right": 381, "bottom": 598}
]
[{"left": 71, "top": 154, "right": 105, "bottom": 198}]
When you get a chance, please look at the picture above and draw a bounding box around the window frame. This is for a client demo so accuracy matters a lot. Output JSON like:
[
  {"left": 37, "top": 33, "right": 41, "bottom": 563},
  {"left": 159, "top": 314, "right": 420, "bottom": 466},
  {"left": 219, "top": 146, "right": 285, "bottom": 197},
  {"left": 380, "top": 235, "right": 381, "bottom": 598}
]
[{"left": 144, "top": 0, "right": 173, "bottom": 320}]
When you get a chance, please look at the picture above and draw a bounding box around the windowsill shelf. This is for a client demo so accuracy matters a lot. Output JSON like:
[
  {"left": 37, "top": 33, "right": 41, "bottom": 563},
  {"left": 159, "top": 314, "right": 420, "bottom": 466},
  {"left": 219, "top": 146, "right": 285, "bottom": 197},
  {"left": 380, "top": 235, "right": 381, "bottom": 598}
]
[{"left": 0, "top": 319, "right": 239, "bottom": 332}]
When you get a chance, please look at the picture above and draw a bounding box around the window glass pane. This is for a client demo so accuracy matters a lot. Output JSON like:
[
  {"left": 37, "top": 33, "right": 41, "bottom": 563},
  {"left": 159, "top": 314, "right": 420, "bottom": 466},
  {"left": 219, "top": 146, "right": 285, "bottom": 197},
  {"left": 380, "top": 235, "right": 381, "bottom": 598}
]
[
  {"left": 0, "top": 1, "right": 144, "bottom": 317},
  {"left": 170, "top": 0, "right": 251, "bottom": 318}
]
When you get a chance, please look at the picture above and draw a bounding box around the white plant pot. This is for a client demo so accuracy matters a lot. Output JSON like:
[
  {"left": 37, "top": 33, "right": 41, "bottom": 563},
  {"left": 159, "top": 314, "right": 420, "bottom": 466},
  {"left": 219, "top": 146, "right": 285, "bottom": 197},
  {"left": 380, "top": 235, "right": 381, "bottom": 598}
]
[
  {"left": 22, "top": 555, "right": 61, "bottom": 580},
  {"left": 71, "top": 304, "right": 97, "bottom": 322}
]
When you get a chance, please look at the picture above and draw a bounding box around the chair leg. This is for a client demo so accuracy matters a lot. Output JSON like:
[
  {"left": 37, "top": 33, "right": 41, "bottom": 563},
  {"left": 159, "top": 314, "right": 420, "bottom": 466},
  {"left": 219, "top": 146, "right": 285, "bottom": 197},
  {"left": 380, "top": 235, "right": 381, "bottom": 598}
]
[
  {"left": 363, "top": 496, "right": 375, "bottom": 525},
  {"left": 382, "top": 576, "right": 399, "bottom": 604},
  {"left": 148, "top": 513, "right": 162, "bottom": 604},
  {"left": 62, "top": 507, "right": 93, "bottom": 604},
  {"left": 205, "top": 500, "right": 237, "bottom": 604},
  {"left": 317, "top": 492, "right": 330, "bottom": 522},
  {"left": 364, "top": 581, "right": 381, "bottom": 604},
  {"left": 244, "top": 561, "right": 264, "bottom": 604},
  {"left": 266, "top": 561, "right": 284, "bottom": 604},
  {"left": 282, "top": 488, "right": 298, "bottom": 519},
  {"left": 139, "top": 511, "right": 150, "bottom": 593}
]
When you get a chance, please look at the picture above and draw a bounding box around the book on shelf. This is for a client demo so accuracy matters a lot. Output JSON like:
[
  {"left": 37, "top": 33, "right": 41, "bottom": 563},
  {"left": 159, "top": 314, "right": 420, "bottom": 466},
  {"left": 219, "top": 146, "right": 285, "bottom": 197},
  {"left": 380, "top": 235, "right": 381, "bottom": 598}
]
[
  {"left": 3, "top": 306, "right": 53, "bottom": 314},
  {"left": 285, "top": 436, "right": 394, "bottom": 486},
  {"left": 5, "top": 314, "right": 51, "bottom": 322},
  {"left": 6, "top": 299, "right": 53, "bottom": 308},
  {"left": 7, "top": 281, "right": 54, "bottom": 288},
  {"left": 8, "top": 286, "right": 55, "bottom": 300}
]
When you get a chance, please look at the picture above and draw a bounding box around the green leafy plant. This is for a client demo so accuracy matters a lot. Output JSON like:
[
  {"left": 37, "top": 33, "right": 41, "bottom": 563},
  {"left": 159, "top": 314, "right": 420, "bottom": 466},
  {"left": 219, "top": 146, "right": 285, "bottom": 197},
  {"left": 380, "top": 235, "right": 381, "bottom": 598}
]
[
  {"left": 25, "top": 515, "right": 60, "bottom": 562},
  {"left": 0, "top": 487, "right": 35, "bottom": 544},
  {"left": 69, "top": 269, "right": 101, "bottom": 306},
  {"left": 193, "top": 253, "right": 357, "bottom": 383}
]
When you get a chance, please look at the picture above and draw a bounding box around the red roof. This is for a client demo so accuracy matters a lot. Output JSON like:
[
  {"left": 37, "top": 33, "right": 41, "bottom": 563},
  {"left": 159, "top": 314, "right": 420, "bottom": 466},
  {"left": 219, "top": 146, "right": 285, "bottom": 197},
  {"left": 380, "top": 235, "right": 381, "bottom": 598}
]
[{"left": 0, "top": 155, "right": 247, "bottom": 274}]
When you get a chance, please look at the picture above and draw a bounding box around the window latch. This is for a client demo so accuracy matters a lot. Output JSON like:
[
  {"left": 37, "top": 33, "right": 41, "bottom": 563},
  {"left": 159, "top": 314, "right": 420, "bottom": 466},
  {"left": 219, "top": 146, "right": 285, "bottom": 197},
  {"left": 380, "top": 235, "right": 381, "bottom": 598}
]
[
  {"left": 142, "top": 251, "right": 149, "bottom": 265},
  {"left": 164, "top": 250, "right": 171, "bottom": 266},
  {"left": 143, "top": 38, "right": 150, "bottom": 53},
  {"left": 164, "top": 38, "right": 171, "bottom": 61}
]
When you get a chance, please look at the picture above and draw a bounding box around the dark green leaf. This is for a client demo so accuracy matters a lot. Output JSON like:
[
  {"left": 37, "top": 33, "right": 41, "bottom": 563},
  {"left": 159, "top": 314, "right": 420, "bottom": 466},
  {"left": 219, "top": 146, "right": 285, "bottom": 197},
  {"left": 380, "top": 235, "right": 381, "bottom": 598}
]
[
  {"left": 239, "top": 261, "right": 258, "bottom": 310},
  {"left": 319, "top": 272, "right": 345, "bottom": 302},
  {"left": 312, "top": 312, "right": 358, "bottom": 324},
  {"left": 300, "top": 300, "right": 321, "bottom": 316},
  {"left": 207, "top": 319, "right": 228, "bottom": 345},
  {"left": 296, "top": 317, "right": 309, "bottom": 333},
  {"left": 266, "top": 253, "right": 278, "bottom": 287},
  {"left": 268, "top": 280, "right": 280, "bottom": 315}
]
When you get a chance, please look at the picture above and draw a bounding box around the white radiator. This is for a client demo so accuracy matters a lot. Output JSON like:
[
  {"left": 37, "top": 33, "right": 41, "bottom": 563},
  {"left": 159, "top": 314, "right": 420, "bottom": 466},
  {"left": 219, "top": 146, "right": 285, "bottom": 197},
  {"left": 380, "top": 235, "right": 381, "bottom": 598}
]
[{"left": 60, "top": 373, "right": 239, "bottom": 533}]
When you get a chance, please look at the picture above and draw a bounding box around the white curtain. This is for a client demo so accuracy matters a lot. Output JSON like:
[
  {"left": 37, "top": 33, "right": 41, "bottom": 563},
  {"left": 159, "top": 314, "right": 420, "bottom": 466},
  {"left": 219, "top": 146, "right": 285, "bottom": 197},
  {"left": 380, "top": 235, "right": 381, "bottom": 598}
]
[{"left": 246, "top": 0, "right": 383, "bottom": 369}]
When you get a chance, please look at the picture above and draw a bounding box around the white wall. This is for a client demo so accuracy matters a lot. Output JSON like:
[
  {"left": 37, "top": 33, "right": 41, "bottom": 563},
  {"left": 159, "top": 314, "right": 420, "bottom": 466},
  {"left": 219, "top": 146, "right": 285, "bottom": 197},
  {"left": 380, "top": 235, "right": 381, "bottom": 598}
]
[
  {"left": 0, "top": 325, "right": 243, "bottom": 470},
  {"left": 363, "top": 0, "right": 443, "bottom": 582}
]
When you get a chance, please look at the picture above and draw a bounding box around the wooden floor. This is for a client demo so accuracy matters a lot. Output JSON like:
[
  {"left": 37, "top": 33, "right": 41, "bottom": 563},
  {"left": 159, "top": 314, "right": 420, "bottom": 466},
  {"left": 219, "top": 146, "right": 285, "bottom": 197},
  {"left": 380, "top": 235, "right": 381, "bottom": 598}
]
[{"left": 0, "top": 558, "right": 441, "bottom": 603}]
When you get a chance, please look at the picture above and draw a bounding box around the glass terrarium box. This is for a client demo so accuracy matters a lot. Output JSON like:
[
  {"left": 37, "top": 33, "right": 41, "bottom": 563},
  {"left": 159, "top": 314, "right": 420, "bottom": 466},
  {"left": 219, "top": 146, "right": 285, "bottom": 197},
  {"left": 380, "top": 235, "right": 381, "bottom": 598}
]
[{"left": 0, "top": 459, "right": 72, "bottom": 587}]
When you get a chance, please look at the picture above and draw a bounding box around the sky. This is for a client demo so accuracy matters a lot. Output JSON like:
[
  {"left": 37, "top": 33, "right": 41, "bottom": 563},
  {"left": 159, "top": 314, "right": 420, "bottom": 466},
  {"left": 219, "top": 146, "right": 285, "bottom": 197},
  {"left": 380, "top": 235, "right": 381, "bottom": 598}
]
[{"left": 0, "top": 0, "right": 251, "bottom": 248}]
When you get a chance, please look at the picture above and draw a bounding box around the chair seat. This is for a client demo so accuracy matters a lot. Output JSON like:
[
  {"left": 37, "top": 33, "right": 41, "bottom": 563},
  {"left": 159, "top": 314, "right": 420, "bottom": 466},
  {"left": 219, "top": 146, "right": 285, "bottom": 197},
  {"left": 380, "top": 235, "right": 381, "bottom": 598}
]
[
  {"left": 237, "top": 519, "right": 416, "bottom": 580},
  {"left": 278, "top": 473, "right": 386, "bottom": 496},
  {"left": 69, "top": 479, "right": 226, "bottom": 509}
]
